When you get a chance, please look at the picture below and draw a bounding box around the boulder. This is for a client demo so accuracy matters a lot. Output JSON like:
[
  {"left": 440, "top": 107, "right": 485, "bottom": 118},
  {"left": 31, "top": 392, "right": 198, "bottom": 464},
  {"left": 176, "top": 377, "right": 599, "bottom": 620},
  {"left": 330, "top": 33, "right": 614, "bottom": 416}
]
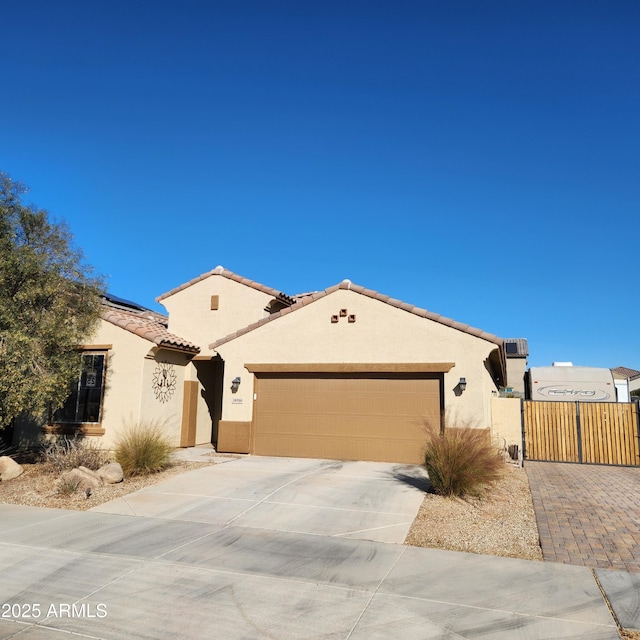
[
  {"left": 57, "top": 467, "right": 103, "bottom": 492},
  {"left": 78, "top": 466, "right": 103, "bottom": 486},
  {"left": 0, "top": 456, "right": 23, "bottom": 482},
  {"left": 97, "top": 462, "right": 124, "bottom": 484}
]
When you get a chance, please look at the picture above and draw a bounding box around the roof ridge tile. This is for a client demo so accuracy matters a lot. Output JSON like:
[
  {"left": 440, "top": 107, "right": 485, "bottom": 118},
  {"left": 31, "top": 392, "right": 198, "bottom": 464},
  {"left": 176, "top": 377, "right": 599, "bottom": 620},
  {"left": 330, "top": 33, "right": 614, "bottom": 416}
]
[{"left": 156, "top": 266, "right": 290, "bottom": 304}]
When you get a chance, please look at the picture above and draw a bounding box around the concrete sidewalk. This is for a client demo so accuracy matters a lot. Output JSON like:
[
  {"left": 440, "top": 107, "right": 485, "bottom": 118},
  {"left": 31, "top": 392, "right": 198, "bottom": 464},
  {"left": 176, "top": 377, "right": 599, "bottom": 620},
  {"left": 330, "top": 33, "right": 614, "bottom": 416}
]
[
  {"left": 0, "top": 503, "right": 621, "bottom": 639},
  {"left": 0, "top": 455, "right": 635, "bottom": 638}
]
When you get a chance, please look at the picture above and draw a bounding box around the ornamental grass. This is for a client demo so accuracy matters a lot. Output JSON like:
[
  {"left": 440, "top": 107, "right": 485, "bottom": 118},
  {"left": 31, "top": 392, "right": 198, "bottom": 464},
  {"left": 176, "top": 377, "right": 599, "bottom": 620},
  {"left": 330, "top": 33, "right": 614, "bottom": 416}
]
[
  {"left": 114, "top": 421, "right": 174, "bottom": 477},
  {"left": 423, "top": 418, "right": 505, "bottom": 498}
]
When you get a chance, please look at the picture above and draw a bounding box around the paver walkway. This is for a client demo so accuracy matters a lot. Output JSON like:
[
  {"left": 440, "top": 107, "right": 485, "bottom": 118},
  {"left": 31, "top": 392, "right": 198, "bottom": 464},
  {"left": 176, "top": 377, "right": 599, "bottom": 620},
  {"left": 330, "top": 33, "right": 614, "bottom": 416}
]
[{"left": 525, "top": 461, "right": 640, "bottom": 572}]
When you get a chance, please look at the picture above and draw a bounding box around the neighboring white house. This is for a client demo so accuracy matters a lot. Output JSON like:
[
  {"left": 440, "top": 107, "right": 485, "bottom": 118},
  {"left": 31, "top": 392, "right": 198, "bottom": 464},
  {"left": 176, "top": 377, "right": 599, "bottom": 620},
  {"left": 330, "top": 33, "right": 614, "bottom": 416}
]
[{"left": 612, "top": 366, "right": 640, "bottom": 401}]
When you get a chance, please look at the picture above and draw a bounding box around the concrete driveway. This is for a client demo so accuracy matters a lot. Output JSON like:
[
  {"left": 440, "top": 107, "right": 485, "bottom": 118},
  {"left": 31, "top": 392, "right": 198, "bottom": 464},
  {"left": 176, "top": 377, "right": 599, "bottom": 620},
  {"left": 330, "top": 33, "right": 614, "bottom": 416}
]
[
  {"left": 90, "top": 456, "right": 430, "bottom": 543},
  {"left": 0, "top": 455, "right": 623, "bottom": 639}
]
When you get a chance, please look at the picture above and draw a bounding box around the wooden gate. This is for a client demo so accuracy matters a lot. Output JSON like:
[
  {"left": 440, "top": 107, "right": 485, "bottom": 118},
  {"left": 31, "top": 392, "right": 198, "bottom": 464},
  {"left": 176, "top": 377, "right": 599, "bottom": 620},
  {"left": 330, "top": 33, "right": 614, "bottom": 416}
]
[{"left": 522, "top": 401, "right": 640, "bottom": 466}]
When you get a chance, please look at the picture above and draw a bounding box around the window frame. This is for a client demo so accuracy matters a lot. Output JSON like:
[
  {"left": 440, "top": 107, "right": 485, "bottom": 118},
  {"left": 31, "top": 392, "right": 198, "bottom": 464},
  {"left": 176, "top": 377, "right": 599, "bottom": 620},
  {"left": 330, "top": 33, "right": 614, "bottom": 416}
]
[{"left": 46, "top": 347, "right": 110, "bottom": 437}]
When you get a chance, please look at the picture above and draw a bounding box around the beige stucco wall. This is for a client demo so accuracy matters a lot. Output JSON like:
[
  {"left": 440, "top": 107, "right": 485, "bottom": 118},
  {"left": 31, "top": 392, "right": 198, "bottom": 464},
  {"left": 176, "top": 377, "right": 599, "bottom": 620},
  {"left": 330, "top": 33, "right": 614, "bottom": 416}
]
[
  {"left": 159, "top": 274, "right": 277, "bottom": 354},
  {"left": 490, "top": 397, "right": 522, "bottom": 452},
  {"left": 214, "top": 289, "right": 501, "bottom": 430},
  {"left": 138, "top": 348, "right": 191, "bottom": 448},
  {"left": 86, "top": 323, "right": 190, "bottom": 448},
  {"left": 90, "top": 319, "right": 147, "bottom": 447},
  {"left": 505, "top": 358, "right": 527, "bottom": 394},
  {"left": 14, "top": 319, "right": 192, "bottom": 450}
]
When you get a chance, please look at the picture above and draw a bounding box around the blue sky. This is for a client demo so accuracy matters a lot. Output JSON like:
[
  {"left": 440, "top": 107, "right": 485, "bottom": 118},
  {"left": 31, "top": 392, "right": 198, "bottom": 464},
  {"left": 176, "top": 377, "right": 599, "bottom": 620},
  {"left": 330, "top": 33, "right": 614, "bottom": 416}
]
[{"left": 1, "top": 1, "right": 638, "bottom": 369}]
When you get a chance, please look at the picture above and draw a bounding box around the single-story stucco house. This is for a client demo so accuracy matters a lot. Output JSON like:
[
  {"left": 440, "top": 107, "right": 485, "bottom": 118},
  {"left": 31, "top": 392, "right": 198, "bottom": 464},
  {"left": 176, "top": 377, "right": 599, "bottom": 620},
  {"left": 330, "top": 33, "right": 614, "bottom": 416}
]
[{"left": 15, "top": 266, "right": 512, "bottom": 465}]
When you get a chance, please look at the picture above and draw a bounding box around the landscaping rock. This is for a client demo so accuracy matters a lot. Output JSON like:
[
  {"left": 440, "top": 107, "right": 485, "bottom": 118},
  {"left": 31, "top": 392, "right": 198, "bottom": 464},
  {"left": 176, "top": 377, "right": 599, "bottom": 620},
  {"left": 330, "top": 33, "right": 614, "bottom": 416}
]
[
  {"left": 0, "top": 456, "right": 23, "bottom": 482},
  {"left": 57, "top": 467, "right": 103, "bottom": 493},
  {"left": 78, "top": 466, "right": 103, "bottom": 485},
  {"left": 97, "top": 462, "right": 124, "bottom": 484}
]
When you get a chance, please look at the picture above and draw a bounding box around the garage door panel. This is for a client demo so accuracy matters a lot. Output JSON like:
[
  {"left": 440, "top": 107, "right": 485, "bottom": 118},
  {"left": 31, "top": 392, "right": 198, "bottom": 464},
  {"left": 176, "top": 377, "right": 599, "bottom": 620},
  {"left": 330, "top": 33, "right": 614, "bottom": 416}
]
[
  {"left": 252, "top": 374, "right": 441, "bottom": 464},
  {"left": 253, "top": 432, "right": 426, "bottom": 463}
]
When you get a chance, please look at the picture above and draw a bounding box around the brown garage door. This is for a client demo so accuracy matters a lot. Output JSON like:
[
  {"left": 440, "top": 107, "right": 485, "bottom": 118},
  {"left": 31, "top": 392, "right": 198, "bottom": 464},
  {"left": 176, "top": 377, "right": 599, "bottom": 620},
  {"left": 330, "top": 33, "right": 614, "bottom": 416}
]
[{"left": 252, "top": 374, "right": 441, "bottom": 464}]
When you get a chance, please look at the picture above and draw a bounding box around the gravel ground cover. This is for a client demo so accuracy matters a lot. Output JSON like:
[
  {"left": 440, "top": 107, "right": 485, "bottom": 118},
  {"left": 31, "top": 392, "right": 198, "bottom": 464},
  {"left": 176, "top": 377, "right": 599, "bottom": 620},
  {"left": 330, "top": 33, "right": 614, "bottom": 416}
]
[
  {"left": 405, "top": 464, "right": 543, "bottom": 561},
  {"left": 0, "top": 459, "right": 215, "bottom": 511}
]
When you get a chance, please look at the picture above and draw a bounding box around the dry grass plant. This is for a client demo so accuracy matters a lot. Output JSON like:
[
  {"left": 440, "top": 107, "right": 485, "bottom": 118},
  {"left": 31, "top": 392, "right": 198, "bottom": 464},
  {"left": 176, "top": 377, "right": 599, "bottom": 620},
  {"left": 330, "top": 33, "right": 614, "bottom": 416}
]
[
  {"left": 115, "top": 421, "right": 174, "bottom": 476},
  {"left": 423, "top": 418, "right": 505, "bottom": 498},
  {"left": 55, "top": 473, "right": 81, "bottom": 496},
  {"left": 41, "top": 435, "right": 110, "bottom": 473}
]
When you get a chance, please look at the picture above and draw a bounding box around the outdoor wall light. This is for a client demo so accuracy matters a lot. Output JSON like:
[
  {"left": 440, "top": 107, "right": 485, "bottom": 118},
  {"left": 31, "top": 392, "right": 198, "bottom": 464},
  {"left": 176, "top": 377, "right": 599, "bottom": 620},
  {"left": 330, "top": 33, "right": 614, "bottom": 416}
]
[
  {"left": 458, "top": 377, "right": 467, "bottom": 392},
  {"left": 231, "top": 377, "right": 241, "bottom": 393}
]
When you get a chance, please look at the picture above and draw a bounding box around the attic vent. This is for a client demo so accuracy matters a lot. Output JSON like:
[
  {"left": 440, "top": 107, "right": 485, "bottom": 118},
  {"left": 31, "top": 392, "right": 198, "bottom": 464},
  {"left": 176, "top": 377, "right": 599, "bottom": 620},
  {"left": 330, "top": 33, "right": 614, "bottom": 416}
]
[{"left": 505, "top": 342, "right": 518, "bottom": 355}]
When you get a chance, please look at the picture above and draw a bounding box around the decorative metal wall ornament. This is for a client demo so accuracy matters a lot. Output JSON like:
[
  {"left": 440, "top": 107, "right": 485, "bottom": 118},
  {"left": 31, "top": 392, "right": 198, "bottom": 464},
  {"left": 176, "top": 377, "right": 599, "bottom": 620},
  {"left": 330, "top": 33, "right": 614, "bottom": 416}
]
[{"left": 152, "top": 361, "right": 177, "bottom": 403}]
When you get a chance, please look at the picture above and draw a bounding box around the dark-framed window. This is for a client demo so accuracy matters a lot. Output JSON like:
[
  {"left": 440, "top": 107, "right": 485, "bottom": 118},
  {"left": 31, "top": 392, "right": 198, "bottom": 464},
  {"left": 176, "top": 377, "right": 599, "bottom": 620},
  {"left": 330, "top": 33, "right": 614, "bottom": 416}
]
[{"left": 53, "top": 352, "right": 107, "bottom": 424}]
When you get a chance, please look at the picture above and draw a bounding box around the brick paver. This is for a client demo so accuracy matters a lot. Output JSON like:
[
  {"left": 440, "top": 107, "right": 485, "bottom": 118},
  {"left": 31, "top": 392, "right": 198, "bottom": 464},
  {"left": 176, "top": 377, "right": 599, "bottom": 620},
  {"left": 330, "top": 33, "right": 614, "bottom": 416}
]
[{"left": 525, "top": 461, "right": 640, "bottom": 572}]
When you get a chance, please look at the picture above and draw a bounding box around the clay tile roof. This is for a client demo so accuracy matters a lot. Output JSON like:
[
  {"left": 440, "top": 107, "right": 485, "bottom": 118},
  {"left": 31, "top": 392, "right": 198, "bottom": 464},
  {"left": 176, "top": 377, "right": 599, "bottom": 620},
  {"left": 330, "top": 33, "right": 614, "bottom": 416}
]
[
  {"left": 156, "top": 265, "right": 295, "bottom": 306},
  {"left": 612, "top": 366, "right": 640, "bottom": 380},
  {"left": 210, "top": 279, "right": 505, "bottom": 351},
  {"left": 101, "top": 306, "right": 200, "bottom": 354}
]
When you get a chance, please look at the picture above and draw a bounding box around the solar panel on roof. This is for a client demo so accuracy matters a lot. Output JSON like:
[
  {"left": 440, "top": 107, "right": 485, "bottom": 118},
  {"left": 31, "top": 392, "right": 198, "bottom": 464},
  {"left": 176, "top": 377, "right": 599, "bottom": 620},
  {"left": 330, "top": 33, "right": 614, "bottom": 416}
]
[
  {"left": 103, "top": 293, "right": 149, "bottom": 312},
  {"left": 505, "top": 342, "right": 519, "bottom": 354}
]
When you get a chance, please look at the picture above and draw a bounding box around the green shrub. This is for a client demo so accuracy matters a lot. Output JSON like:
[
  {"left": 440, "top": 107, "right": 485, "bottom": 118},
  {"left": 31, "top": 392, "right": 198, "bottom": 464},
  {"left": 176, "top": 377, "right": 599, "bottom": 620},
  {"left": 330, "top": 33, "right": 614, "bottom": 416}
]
[
  {"left": 423, "top": 420, "right": 504, "bottom": 498},
  {"left": 41, "top": 435, "right": 110, "bottom": 473},
  {"left": 114, "top": 422, "right": 174, "bottom": 477}
]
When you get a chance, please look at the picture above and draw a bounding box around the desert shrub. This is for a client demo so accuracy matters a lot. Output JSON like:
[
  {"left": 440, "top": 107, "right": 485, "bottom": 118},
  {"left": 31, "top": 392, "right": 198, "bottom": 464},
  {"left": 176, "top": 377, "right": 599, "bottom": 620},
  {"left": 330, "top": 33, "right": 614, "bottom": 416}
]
[
  {"left": 55, "top": 474, "right": 81, "bottom": 496},
  {"left": 423, "top": 420, "right": 504, "bottom": 498},
  {"left": 41, "top": 436, "right": 110, "bottom": 473},
  {"left": 114, "top": 422, "right": 174, "bottom": 477}
]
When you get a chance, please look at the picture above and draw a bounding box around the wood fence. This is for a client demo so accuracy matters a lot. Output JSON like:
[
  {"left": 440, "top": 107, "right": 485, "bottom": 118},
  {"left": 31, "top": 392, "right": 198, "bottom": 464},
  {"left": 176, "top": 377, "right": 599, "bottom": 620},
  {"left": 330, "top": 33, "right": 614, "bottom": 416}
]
[{"left": 522, "top": 400, "right": 640, "bottom": 466}]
